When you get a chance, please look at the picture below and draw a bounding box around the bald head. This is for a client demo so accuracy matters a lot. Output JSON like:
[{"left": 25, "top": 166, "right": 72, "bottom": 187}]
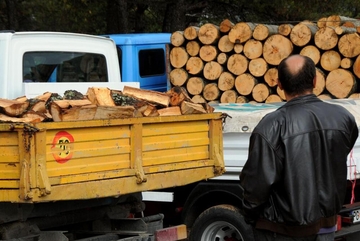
[{"left": 277, "top": 55, "right": 316, "bottom": 98}]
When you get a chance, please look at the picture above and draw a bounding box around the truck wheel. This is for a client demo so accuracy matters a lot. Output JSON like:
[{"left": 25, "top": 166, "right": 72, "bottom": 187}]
[{"left": 189, "top": 204, "right": 254, "bottom": 241}]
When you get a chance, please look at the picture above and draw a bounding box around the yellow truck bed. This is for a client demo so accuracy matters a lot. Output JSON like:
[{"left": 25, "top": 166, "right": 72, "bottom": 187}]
[{"left": 0, "top": 113, "right": 224, "bottom": 203}]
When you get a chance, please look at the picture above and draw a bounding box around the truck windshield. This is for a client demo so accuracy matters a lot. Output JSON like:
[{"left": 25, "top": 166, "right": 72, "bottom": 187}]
[{"left": 23, "top": 52, "right": 108, "bottom": 83}]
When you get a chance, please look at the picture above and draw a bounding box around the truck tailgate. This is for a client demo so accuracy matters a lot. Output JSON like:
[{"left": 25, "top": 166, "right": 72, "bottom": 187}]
[{"left": 0, "top": 113, "right": 224, "bottom": 203}]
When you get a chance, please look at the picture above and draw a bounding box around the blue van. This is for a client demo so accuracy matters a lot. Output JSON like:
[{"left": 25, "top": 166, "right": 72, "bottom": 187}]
[{"left": 105, "top": 33, "right": 171, "bottom": 92}]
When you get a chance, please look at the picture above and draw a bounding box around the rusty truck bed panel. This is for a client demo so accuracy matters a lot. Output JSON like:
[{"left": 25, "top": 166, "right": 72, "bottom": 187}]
[{"left": 0, "top": 113, "right": 224, "bottom": 203}]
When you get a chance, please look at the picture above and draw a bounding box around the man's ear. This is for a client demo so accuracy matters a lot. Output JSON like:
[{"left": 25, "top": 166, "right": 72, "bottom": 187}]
[
  {"left": 277, "top": 78, "right": 283, "bottom": 90},
  {"left": 313, "top": 76, "right": 317, "bottom": 88}
]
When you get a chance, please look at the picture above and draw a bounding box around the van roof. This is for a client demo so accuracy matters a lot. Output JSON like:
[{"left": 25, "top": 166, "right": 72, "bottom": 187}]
[{"left": 105, "top": 33, "right": 171, "bottom": 45}]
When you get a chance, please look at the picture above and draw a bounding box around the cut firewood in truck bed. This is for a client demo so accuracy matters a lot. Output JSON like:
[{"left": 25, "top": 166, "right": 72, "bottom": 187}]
[{"left": 0, "top": 86, "right": 215, "bottom": 123}]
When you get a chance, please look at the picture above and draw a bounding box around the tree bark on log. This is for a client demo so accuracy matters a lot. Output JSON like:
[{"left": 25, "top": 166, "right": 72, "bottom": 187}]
[
  {"left": 123, "top": 86, "right": 170, "bottom": 107},
  {"left": 263, "top": 34, "right": 293, "bottom": 65},
  {"left": 253, "top": 24, "right": 279, "bottom": 41},
  {"left": 335, "top": 26, "right": 357, "bottom": 35},
  {"left": 326, "top": 69, "right": 357, "bottom": 98}
]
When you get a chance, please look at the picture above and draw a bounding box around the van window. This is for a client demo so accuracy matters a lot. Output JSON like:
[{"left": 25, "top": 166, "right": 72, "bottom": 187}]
[
  {"left": 23, "top": 52, "right": 108, "bottom": 83},
  {"left": 139, "top": 49, "right": 165, "bottom": 77}
]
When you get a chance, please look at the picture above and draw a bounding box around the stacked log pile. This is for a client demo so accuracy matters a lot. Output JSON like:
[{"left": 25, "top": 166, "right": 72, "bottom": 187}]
[
  {"left": 169, "top": 15, "right": 360, "bottom": 103},
  {"left": 0, "top": 86, "right": 214, "bottom": 123}
]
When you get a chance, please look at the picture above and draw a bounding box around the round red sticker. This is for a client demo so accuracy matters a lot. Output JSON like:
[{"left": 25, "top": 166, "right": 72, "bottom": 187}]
[{"left": 51, "top": 131, "right": 74, "bottom": 164}]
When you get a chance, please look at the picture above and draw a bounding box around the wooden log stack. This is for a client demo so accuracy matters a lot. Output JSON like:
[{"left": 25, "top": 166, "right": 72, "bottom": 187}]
[
  {"left": 169, "top": 15, "right": 360, "bottom": 103},
  {"left": 0, "top": 86, "right": 214, "bottom": 123}
]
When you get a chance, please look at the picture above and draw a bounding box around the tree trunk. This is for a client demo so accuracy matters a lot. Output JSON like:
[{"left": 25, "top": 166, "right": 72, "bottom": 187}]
[
  {"left": 198, "top": 23, "right": 221, "bottom": 45},
  {"left": 199, "top": 45, "right": 218, "bottom": 62},
  {"left": 186, "top": 41, "right": 201, "bottom": 57},
  {"left": 203, "top": 83, "right": 220, "bottom": 101},
  {"left": 338, "top": 33, "right": 360, "bottom": 58},
  {"left": 236, "top": 96, "right": 249, "bottom": 103},
  {"left": 186, "top": 77, "right": 205, "bottom": 95},
  {"left": 341, "top": 58, "right": 353, "bottom": 69},
  {"left": 314, "top": 68, "right": 326, "bottom": 96},
  {"left": 263, "top": 34, "right": 293, "bottom": 65},
  {"left": 218, "top": 72, "right": 235, "bottom": 91},
  {"left": 219, "top": 19, "right": 234, "bottom": 33},
  {"left": 203, "top": 61, "right": 223, "bottom": 81},
  {"left": 264, "top": 68, "right": 278, "bottom": 87},
  {"left": 217, "top": 53, "right": 229, "bottom": 65},
  {"left": 233, "top": 44, "right": 244, "bottom": 54},
  {"left": 170, "top": 47, "right": 189, "bottom": 68},
  {"left": 243, "top": 39, "right": 263, "bottom": 59},
  {"left": 248, "top": 58, "right": 268, "bottom": 77},
  {"left": 235, "top": 73, "right": 257, "bottom": 96},
  {"left": 265, "top": 94, "right": 282, "bottom": 103},
  {"left": 335, "top": 26, "right": 357, "bottom": 35},
  {"left": 227, "top": 54, "right": 248, "bottom": 75},
  {"left": 300, "top": 45, "right": 321, "bottom": 65},
  {"left": 252, "top": 83, "right": 270, "bottom": 103},
  {"left": 314, "top": 27, "right": 338, "bottom": 50},
  {"left": 218, "top": 35, "right": 235, "bottom": 53},
  {"left": 290, "top": 22, "right": 318, "bottom": 47},
  {"left": 220, "top": 90, "right": 238, "bottom": 103},
  {"left": 253, "top": 24, "right": 278, "bottom": 41},
  {"left": 228, "top": 22, "right": 256, "bottom": 44},
  {"left": 186, "top": 56, "right": 204, "bottom": 75},
  {"left": 353, "top": 54, "right": 360, "bottom": 78},
  {"left": 184, "top": 26, "right": 199, "bottom": 40},
  {"left": 169, "top": 68, "right": 189, "bottom": 86},
  {"left": 278, "top": 23, "right": 293, "bottom": 36},
  {"left": 191, "top": 95, "right": 206, "bottom": 103},
  {"left": 326, "top": 69, "right": 357, "bottom": 98},
  {"left": 276, "top": 86, "right": 286, "bottom": 100},
  {"left": 171, "top": 31, "right": 185, "bottom": 47},
  {"left": 320, "top": 50, "right": 341, "bottom": 71}
]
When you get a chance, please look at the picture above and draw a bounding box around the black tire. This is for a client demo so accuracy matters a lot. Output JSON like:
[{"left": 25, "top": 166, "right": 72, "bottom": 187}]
[{"left": 189, "top": 204, "right": 254, "bottom": 241}]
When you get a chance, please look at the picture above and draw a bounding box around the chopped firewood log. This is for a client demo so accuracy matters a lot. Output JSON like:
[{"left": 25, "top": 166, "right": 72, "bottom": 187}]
[
  {"left": 14, "top": 96, "right": 28, "bottom": 103},
  {"left": 0, "top": 98, "right": 30, "bottom": 117},
  {"left": 0, "top": 113, "right": 42, "bottom": 123},
  {"left": 167, "top": 86, "right": 191, "bottom": 106},
  {"left": 45, "top": 93, "right": 63, "bottom": 109},
  {"left": 180, "top": 101, "right": 207, "bottom": 114},
  {"left": 28, "top": 99, "right": 46, "bottom": 113},
  {"left": 52, "top": 99, "right": 93, "bottom": 109},
  {"left": 158, "top": 106, "right": 182, "bottom": 116},
  {"left": 94, "top": 106, "right": 139, "bottom": 119},
  {"left": 87, "top": 87, "right": 115, "bottom": 106},
  {"left": 142, "top": 104, "right": 159, "bottom": 117},
  {"left": 21, "top": 110, "right": 49, "bottom": 122},
  {"left": 123, "top": 86, "right": 170, "bottom": 107},
  {"left": 35, "top": 92, "right": 53, "bottom": 102}
]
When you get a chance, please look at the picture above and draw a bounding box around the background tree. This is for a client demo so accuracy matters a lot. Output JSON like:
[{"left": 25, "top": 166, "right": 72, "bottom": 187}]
[{"left": 0, "top": 0, "right": 359, "bottom": 34}]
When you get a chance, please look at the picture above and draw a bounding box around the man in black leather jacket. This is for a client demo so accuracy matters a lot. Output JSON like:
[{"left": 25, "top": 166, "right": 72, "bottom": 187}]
[{"left": 239, "top": 55, "right": 359, "bottom": 241}]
